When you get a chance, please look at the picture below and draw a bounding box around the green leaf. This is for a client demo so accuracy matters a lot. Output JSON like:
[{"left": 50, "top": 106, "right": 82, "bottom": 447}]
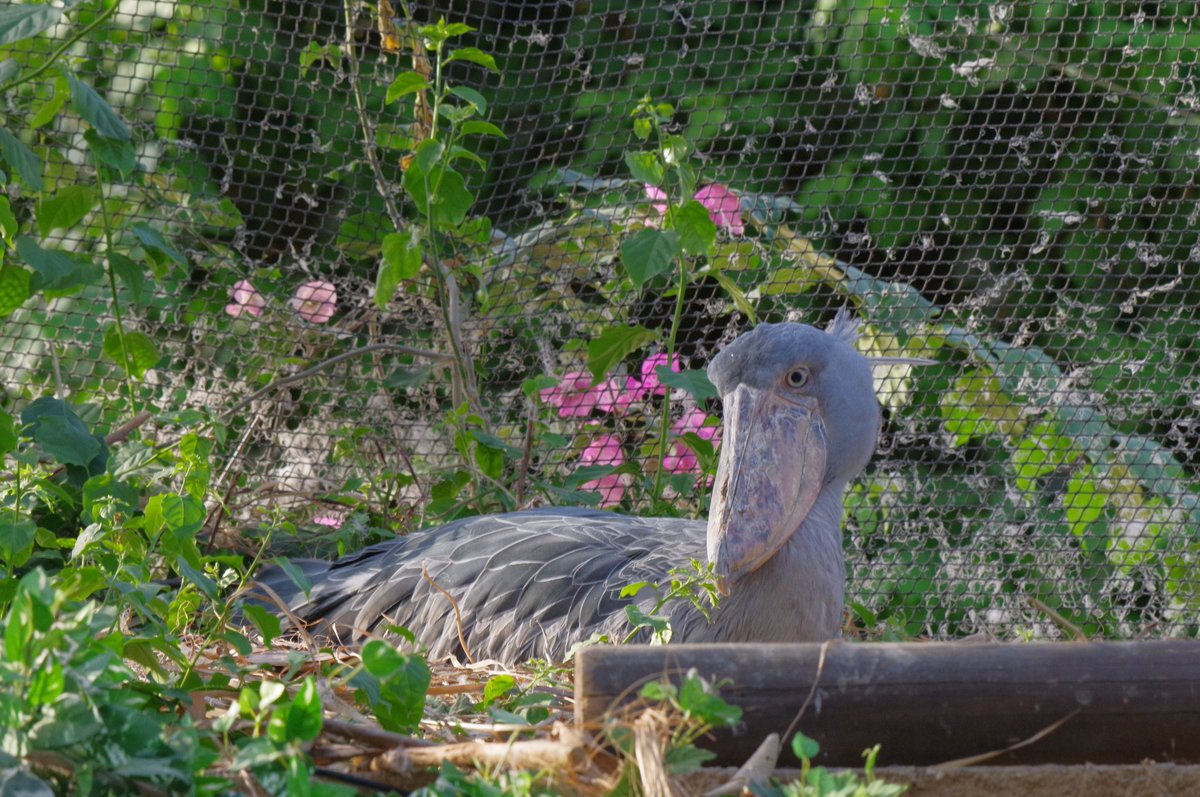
[
  {"left": 376, "top": 230, "right": 423, "bottom": 308},
  {"left": 792, "top": 731, "right": 820, "bottom": 761},
  {"left": 625, "top": 605, "right": 670, "bottom": 641},
  {"left": 102, "top": 326, "right": 161, "bottom": 378},
  {"left": 0, "top": 409, "right": 15, "bottom": 455},
  {"left": 35, "top": 415, "right": 100, "bottom": 467},
  {"left": 640, "top": 681, "right": 675, "bottom": 702},
  {"left": 448, "top": 85, "right": 487, "bottom": 114},
  {"left": 1065, "top": 471, "right": 1107, "bottom": 536},
  {"left": 16, "top": 237, "right": 102, "bottom": 296},
  {"left": 708, "top": 270, "right": 756, "bottom": 322},
  {"left": 108, "top": 253, "right": 144, "bottom": 303},
  {"left": 672, "top": 199, "right": 717, "bottom": 257},
  {"left": 29, "top": 75, "right": 68, "bottom": 129},
  {"left": 5, "top": 589, "right": 33, "bottom": 662},
  {"left": 385, "top": 71, "right": 430, "bottom": 103},
  {"left": 404, "top": 166, "right": 474, "bottom": 227},
  {"left": 657, "top": 368, "right": 717, "bottom": 402},
  {"left": 0, "top": 263, "right": 31, "bottom": 317},
  {"left": 0, "top": 519, "right": 36, "bottom": 566},
  {"left": 619, "top": 581, "right": 649, "bottom": 599},
  {"left": 438, "top": 103, "right": 475, "bottom": 125},
  {"left": 625, "top": 151, "right": 664, "bottom": 185},
  {"left": 27, "top": 656, "right": 63, "bottom": 705},
  {"left": 0, "top": 126, "right": 44, "bottom": 190},
  {"left": 678, "top": 675, "right": 742, "bottom": 727},
  {"left": 445, "top": 144, "right": 485, "bottom": 170},
  {"left": 241, "top": 603, "right": 282, "bottom": 647},
  {"left": 298, "top": 42, "right": 343, "bottom": 73},
  {"left": 458, "top": 120, "right": 507, "bottom": 138},
  {"left": 444, "top": 47, "right": 498, "bottom": 72},
  {"left": 664, "top": 744, "right": 715, "bottom": 775},
  {"left": 66, "top": 73, "right": 130, "bottom": 141},
  {"left": 145, "top": 494, "right": 206, "bottom": 546},
  {"left": 0, "top": 196, "right": 18, "bottom": 239},
  {"left": 176, "top": 559, "right": 219, "bottom": 602},
  {"left": 273, "top": 558, "right": 313, "bottom": 597},
  {"left": 130, "top": 223, "right": 186, "bottom": 265},
  {"left": 37, "top": 185, "right": 95, "bottom": 236},
  {"left": 620, "top": 228, "right": 679, "bottom": 288},
  {"left": 354, "top": 640, "right": 431, "bottom": 733},
  {"left": 587, "top": 324, "right": 658, "bottom": 382},
  {"left": 473, "top": 437, "right": 503, "bottom": 480},
  {"left": 84, "top": 129, "right": 137, "bottom": 177},
  {"left": 286, "top": 677, "right": 323, "bottom": 742},
  {"left": 18, "top": 236, "right": 75, "bottom": 284},
  {"left": 0, "top": 3, "right": 62, "bottom": 47},
  {"left": 260, "top": 681, "right": 286, "bottom": 709},
  {"left": 29, "top": 694, "right": 104, "bottom": 748},
  {"left": 385, "top": 365, "right": 432, "bottom": 389},
  {"left": 411, "top": 138, "right": 444, "bottom": 174},
  {"left": 481, "top": 674, "right": 516, "bottom": 707}
]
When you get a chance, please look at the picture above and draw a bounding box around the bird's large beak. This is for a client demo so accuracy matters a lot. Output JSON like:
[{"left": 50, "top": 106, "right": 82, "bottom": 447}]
[{"left": 707, "top": 384, "right": 826, "bottom": 592}]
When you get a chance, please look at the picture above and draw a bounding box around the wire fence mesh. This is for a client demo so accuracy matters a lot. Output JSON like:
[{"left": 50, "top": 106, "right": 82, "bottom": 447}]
[{"left": 4, "top": 0, "right": 1200, "bottom": 640}]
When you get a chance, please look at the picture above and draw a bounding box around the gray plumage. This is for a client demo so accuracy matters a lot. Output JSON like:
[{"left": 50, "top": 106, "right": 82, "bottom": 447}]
[{"left": 251, "top": 313, "right": 882, "bottom": 663}]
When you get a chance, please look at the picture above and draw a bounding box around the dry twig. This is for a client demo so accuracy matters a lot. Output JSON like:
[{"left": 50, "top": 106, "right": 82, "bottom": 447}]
[{"left": 422, "top": 563, "right": 474, "bottom": 663}]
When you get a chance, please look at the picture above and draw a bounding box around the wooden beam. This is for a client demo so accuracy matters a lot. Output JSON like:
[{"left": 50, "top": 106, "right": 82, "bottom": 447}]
[{"left": 574, "top": 640, "right": 1200, "bottom": 767}]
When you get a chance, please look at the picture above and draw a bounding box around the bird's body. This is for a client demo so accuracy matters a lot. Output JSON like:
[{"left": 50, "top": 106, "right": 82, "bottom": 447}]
[{"left": 252, "top": 315, "right": 883, "bottom": 663}]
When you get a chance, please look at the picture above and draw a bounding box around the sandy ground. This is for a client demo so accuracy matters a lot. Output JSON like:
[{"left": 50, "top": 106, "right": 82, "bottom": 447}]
[{"left": 682, "top": 763, "right": 1200, "bottom": 797}]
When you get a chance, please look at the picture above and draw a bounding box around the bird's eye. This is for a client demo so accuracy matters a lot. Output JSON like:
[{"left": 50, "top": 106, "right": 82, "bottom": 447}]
[{"left": 786, "top": 368, "right": 809, "bottom": 388}]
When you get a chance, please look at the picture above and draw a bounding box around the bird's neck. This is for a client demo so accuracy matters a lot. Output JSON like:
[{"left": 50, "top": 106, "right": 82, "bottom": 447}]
[{"left": 704, "top": 482, "right": 848, "bottom": 642}]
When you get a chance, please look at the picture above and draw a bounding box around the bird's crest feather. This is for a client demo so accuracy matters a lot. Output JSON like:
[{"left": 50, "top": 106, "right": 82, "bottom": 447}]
[{"left": 824, "top": 307, "right": 861, "bottom": 344}]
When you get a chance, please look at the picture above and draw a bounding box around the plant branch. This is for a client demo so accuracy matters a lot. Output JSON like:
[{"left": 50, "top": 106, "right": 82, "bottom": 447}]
[{"left": 220, "top": 342, "right": 452, "bottom": 421}]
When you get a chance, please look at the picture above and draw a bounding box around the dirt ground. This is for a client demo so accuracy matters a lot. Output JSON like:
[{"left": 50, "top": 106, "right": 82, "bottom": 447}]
[{"left": 683, "top": 763, "right": 1200, "bottom": 797}]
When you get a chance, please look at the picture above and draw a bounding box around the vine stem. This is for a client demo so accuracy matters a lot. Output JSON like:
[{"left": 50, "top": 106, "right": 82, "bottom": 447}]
[
  {"left": 0, "top": 0, "right": 120, "bottom": 95},
  {"left": 652, "top": 253, "right": 688, "bottom": 501},
  {"left": 94, "top": 161, "right": 140, "bottom": 414},
  {"left": 651, "top": 122, "right": 689, "bottom": 502}
]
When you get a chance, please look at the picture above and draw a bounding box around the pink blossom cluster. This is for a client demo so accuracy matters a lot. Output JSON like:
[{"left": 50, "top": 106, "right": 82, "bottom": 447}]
[
  {"left": 539, "top": 353, "right": 680, "bottom": 419},
  {"left": 662, "top": 408, "right": 721, "bottom": 475},
  {"left": 645, "top": 183, "right": 744, "bottom": 235},
  {"left": 575, "top": 406, "right": 721, "bottom": 507},
  {"left": 224, "top": 279, "right": 339, "bottom": 324},
  {"left": 578, "top": 433, "right": 629, "bottom": 508}
]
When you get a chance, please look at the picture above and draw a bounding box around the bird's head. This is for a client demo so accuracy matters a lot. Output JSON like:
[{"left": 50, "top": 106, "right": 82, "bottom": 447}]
[{"left": 704, "top": 312, "right": 882, "bottom": 587}]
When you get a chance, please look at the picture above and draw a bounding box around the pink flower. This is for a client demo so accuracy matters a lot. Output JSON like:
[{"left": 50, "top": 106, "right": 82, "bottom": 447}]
[
  {"left": 593, "top": 376, "right": 642, "bottom": 415},
  {"left": 639, "top": 353, "right": 681, "bottom": 397},
  {"left": 663, "top": 409, "right": 721, "bottom": 474},
  {"left": 644, "top": 184, "right": 668, "bottom": 215},
  {"left": 643, "top": 183, "right": 744, "bottom": 235},
  {"left": 694, "top": 184, "right": 745, "bottom": 235},
  {"left": 312, "top": 514, "right": 344, "bottom": 529},
  {"left": 580, "top": 433, "right": 628, "bottom": 508},
  {"left": 540, "top": 371, "right": 600, "bottom": 418},
  {"left": 225, "top": 279, "right": 266, "bottom": 318},
  {"left": 290, "top": 280, "right": 338, "bottom": 324}
]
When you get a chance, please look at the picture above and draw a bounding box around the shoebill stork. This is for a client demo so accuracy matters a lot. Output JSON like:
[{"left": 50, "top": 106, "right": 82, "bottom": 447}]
[{"left": 251, "top": 313, "right": 885, "bottom": 663}]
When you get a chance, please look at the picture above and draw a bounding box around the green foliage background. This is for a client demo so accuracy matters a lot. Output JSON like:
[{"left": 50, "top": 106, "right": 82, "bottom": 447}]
[
  {"left": 3, "top": 0, "right": 1200, "bottom": 793},
  {"left": 3, "top": 0, "right": 1200, "bottom": 647}
]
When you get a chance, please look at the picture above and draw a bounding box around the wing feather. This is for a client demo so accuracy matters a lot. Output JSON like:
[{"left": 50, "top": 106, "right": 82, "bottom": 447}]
[{"left": 255, "top": 507, "right": 707, "bottom": 661}]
